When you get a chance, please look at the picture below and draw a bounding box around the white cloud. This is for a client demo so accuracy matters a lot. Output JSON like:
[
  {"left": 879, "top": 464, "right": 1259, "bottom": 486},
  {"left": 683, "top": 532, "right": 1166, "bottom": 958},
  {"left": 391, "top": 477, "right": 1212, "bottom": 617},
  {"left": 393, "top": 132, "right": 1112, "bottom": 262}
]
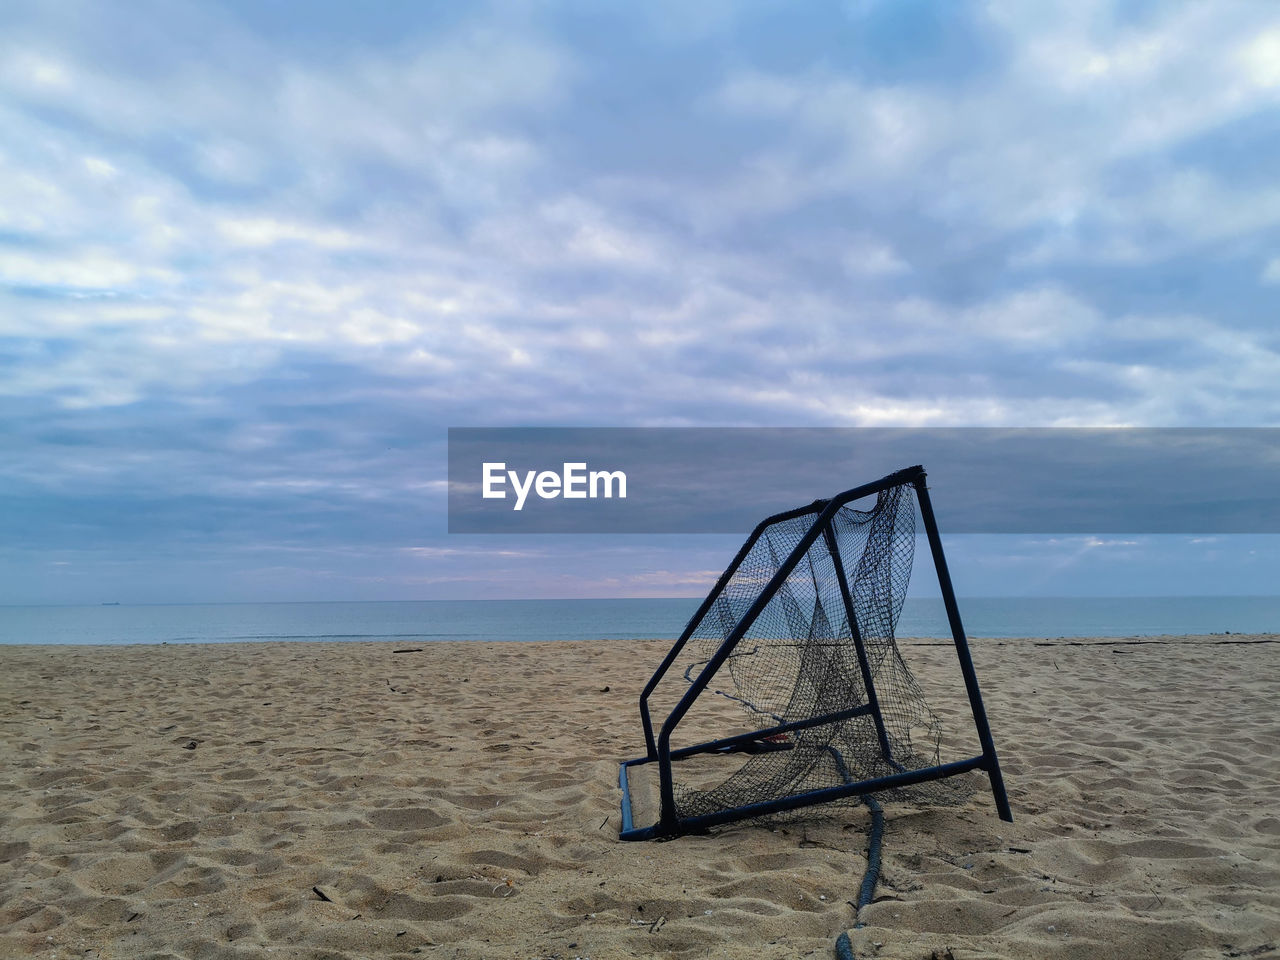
[
  {"left": 1238, "top": 28, "right": 1280, "bottom": 88},
  {"left": 470, "top": 196, "right": 665, "bottom": 269},
  {"left": 0, "top": 15, "right": 574, "bottom": 403},
  {"left": 194, "top": 140, "right": 267, "bottom": 185},
  {"left": 955, "top": 286, "right": 1101, "bottom": 345},
  {"left": 0, "top": 249, "right": 173, "bottom": 291},
  {"left": 0, "top": 316, "right": 281, "bottom": 409},
  {"left": 215, "top": 217, "right": 364, "bottom": 250},
  {"left": 0, "top": 0, "right": 1277, "bottom": 436},
  {"left": 843, "top": 237, "right": 909, "bottom": 276},
  {"left": 2, "top": 50, "right": 75, "bottom": 94},
  {"left": 703, "top": 3, "right": 1280, "bottom": 259}
]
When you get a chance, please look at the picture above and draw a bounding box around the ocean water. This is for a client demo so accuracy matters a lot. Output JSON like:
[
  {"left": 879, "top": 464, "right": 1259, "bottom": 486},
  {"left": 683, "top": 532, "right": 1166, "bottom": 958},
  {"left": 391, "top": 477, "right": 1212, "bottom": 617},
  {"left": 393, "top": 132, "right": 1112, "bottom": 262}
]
[{"left": 0, "top": 596, "right": 1278, "bottom": 646}]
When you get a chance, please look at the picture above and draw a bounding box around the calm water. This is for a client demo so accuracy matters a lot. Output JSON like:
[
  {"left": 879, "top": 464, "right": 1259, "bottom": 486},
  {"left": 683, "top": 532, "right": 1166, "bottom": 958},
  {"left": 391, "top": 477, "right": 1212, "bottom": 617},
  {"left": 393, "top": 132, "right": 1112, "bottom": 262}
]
[{"left": 0, "top": 596, "right": 1278, "bottom": 646}]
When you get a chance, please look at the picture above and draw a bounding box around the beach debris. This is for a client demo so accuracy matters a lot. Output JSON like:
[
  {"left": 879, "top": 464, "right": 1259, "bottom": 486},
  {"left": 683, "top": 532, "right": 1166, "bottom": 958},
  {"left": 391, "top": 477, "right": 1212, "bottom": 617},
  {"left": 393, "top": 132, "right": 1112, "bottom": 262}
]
[
  {"left": 599, "top": 686, "right": 610, "bottom": 692},
  {"left": 393, "top": 648, "right": 424, "bottom": 654},
  {"left": 1223, "top": 944, "right": 1278, "bottom": 958},
  {"left": 311, "top": 886, "right": 333, "bottom": 903},
  {"left": 183, "top": 740, "right": 198, "bottom": 750}
]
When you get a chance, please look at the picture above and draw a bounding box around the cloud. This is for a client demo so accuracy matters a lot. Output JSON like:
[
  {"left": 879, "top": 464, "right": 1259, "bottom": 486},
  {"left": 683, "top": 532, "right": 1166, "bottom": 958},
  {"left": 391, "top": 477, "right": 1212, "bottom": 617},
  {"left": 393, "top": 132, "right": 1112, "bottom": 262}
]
[
  {"left": 0, "top": 249, "right": 171, "bottom": 290},
  {"left": 1, "top": 0, "right": 1277, "bottom": 601},
  {"left": 702, "top": 3, "right": 1280, "bottom": 260},
  {"left": 215, "top": 218, "right": 364, "bottom": 250},
  {"left": 1237, "top": 27, "right": 1280, "bottom": 88}
]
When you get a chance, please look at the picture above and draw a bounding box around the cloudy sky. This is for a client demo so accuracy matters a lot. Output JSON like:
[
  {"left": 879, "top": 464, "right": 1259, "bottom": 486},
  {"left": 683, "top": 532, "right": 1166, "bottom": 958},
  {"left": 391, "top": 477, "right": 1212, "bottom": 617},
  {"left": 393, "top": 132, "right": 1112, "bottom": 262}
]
[{"left": 3, "top": 0, "right": 1279, "bottom": 604}]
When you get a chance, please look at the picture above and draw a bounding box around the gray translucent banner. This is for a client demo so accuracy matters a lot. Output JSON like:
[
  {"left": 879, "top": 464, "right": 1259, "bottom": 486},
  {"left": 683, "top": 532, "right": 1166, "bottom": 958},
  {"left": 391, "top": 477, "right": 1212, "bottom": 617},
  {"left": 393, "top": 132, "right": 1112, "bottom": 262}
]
[{"left": 447, "top": 428, "right": 1280, "bottom": 534}]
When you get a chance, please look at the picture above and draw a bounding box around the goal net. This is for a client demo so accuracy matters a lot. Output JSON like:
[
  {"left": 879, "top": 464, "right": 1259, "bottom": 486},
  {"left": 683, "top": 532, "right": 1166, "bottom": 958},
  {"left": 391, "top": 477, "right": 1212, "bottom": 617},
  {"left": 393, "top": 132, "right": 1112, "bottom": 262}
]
[{"left": 619, "top": 465, "right": 1011, "bottom": 839}]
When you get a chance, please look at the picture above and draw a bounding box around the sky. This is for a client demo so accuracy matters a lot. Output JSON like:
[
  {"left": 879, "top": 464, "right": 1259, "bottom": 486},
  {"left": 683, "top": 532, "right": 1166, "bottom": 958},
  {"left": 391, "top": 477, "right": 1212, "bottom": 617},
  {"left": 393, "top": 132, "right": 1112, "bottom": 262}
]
[{"left": 2, "top": 0, "right": 1279, "bottom": 604}]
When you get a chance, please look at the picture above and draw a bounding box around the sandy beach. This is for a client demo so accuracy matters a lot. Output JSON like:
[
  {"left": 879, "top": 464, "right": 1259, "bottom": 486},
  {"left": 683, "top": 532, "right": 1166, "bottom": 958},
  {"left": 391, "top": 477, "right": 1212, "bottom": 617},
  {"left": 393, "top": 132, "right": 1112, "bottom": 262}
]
[{"left": 2, "top": 635, "right": 1277, "bottom": 960}]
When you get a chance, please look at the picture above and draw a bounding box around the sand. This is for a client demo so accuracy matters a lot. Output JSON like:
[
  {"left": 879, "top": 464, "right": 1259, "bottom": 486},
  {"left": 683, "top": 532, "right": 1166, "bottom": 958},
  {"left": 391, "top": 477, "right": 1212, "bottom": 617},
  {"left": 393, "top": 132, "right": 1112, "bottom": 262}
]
[{"left": 1, "top": 635, "right": 1278, "bottom": 960}]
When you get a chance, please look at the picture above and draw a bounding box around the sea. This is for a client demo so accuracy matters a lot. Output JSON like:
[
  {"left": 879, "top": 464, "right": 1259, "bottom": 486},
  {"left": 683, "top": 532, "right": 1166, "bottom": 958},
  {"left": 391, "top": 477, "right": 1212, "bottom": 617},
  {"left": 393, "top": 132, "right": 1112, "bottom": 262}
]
[{"left": 0, "top": 596, "right": 1277, "bottom": 646}]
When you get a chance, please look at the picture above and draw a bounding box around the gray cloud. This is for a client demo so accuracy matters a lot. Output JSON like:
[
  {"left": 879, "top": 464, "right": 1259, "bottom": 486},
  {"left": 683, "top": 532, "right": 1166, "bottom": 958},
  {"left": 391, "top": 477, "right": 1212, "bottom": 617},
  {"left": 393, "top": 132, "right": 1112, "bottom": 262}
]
[{"left": 1, "top": 0, "right": 1277, "bottom": 601}]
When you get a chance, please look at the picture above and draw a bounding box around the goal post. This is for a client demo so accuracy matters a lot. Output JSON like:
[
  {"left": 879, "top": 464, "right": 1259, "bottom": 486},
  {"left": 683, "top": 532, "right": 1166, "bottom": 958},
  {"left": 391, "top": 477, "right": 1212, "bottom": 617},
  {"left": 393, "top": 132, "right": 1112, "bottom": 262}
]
[{"left": 618, "top": 464, "right": 1012, "bottom": 841}]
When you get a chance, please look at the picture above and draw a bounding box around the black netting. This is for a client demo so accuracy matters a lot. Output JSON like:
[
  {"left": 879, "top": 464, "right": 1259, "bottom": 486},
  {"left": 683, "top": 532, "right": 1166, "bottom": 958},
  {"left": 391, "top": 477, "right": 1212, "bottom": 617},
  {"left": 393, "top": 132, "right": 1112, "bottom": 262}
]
[{"left": 665, "top": 480, "right": 970, "bottom": 825}]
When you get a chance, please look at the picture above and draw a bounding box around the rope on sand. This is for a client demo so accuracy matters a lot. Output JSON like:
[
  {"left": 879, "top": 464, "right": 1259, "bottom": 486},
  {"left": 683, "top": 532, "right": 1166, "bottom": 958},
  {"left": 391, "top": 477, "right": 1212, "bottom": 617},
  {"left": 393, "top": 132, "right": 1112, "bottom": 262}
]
[
  {"left": 857, "top": 795, "right": 885, "bottom": 915},
  {"left": 821, "top": 744, "right": 886, "bottom": 960},
  {"left": 833, "top": 794, "right": 884, "bottom": 959}
]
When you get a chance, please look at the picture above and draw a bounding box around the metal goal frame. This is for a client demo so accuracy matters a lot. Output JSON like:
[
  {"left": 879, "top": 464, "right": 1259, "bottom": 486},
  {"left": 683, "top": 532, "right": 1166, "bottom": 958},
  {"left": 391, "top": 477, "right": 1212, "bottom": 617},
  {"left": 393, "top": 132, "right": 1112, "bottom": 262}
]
[{"left": 618, "top": 465, "right": 1012, "bottom": 840}]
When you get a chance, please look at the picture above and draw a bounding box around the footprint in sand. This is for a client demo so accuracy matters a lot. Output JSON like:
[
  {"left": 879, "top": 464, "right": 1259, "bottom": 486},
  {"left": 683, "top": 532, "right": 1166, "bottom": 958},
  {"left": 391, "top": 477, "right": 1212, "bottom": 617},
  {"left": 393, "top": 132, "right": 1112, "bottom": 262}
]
[
  {"left": 461, "top": 849, "right": 542, "bottom": 876},
  {"left": 366, "top": 806, "right": 449, "bottom": 831}
]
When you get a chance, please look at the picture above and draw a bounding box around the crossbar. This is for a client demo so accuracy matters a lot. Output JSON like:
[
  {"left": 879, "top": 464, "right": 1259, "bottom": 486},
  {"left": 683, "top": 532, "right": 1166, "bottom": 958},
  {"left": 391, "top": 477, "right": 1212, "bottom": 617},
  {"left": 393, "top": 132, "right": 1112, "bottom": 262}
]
[{"left": 663, "top": 702, "right": 871, "bottom": 763}]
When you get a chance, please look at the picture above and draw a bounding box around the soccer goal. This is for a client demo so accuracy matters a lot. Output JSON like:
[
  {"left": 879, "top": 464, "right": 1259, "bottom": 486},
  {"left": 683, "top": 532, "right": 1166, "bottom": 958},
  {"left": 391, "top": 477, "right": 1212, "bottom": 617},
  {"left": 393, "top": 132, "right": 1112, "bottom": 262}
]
[{"left": 617, "top": 465, "right": 1012, "bottom": 840}]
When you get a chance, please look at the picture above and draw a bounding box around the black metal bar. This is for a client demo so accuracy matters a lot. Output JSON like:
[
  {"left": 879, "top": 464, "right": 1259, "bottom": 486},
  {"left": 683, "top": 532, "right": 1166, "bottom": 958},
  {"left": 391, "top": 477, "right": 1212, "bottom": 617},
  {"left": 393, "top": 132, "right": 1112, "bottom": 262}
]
[
  {"left": 617, "top": 747, "right": 981, "bottom": 842},
  {"left": 654, "top": 466, "right": 927, "bottom": 834},
  {"left": 674, "top": 755, "right": 987, "bottom": 834},
  {"left": 667, "top": 703, "right": 873, "bottom": 761},
  {"left": 822, "top": 522, "right": 895, "bottom": 764},
  {"left": 830, "top": 465, "right": 925, "bottom": 508},
  {"left": 654, "top": 500, "right": 843, "bottom": 831},
  {"left": 636, "top": 496, "right": 834, "bottom": 759},
  {"left": 912, "top": 473, "right": 1013, "bottom": 823},
  {"left": 637, "top": 523, "right": 765, "bottom": 758},
  {"left": 619, "top": 820, "right": 659, "bottom": 841}
]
